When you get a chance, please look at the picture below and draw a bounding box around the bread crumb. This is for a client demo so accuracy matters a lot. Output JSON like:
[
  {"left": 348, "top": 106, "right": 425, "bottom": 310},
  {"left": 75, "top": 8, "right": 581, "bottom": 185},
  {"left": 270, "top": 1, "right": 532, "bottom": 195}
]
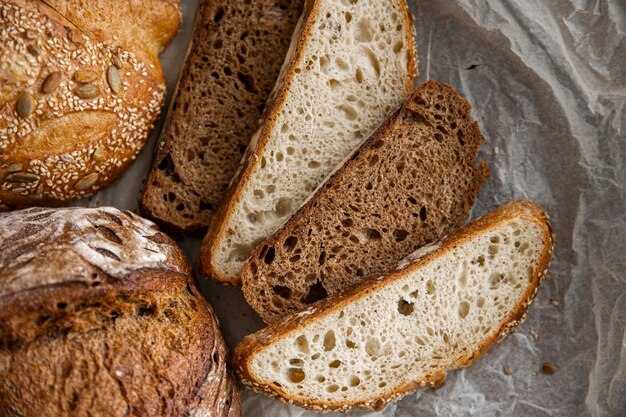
[
  {"left": 549, "top": 299, "right": 560, "bottom": 306},
  {"left": 492, "top": 146, "right": 499, "bottom": 154},
  {"left": 542, "top": 362, "right": 556, "bottom": 374},
  {"left": 503, "top": 366, "right": 512, "bottom": 375},
  {"left": 530, "top": 326, "right": 539, "bottom": 341}
]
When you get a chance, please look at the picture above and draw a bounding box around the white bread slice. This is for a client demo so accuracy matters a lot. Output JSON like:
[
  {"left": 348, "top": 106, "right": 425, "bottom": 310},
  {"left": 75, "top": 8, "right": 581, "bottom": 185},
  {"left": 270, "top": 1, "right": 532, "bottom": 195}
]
[
  {"left": 198, "top": 0, "right": 418, "bottom": 284},
  {"left": 233, "top": 200, "right": 554, "bottom": 411}
]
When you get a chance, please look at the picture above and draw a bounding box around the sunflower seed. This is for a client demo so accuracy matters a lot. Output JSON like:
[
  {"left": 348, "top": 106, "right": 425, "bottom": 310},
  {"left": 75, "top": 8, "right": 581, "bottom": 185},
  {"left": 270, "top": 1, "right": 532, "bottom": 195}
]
[
  {"left": 75, "top": 173, "right": 99, "bottom": 190},
  {"left": 6, "top": 163, "right": 22, "bottom": 172},
  {"left": 27, "top": 44, "right": 42, "bottom": 56},
  {"left": 92, "top": 147, "right": 106, "bottom": 161},
  {"left": 73, "top": 70, "right": 98, "bottom": 83},
  {"left": 59, "top": 153, "right": 75, "bottom": 163},
  {"left": 33, "top": 183, "right": 44, "bottom": 199},
  {"left": 111, "top": 54, "right": 123, "bottom": 69},
  {"left": 5, "top": 172, "right": 40, "bottom": 183},
  {"left": 67, "top": 28, "right": 83, "bottom": 43},
  {"left": 107, "top": 66, "right": 121, "bottom": 94},
  {"left": 42, "top": 71, "right": 62, "bottom": 94},
  {"left": 16, "top": 91, "right": 34, "bottom": 118},
  {"left": 75, "top": 84, "right": 99, "bottom": 99}
]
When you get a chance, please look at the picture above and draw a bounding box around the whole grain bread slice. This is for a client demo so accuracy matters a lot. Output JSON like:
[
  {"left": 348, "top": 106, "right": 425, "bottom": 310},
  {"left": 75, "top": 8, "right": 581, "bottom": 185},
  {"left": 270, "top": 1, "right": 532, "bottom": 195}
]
[
  {"left": 198, "top": 0, "right": 418, "bottom": 283},
  {"left": 233, "top": 200, "right": 555, "bottom": 412},
  {"left": 141, "top": 0, "right": 304, "bottom": 234},
  {"left": 242, "top": 81, "right": 489, "bottom": 323}
]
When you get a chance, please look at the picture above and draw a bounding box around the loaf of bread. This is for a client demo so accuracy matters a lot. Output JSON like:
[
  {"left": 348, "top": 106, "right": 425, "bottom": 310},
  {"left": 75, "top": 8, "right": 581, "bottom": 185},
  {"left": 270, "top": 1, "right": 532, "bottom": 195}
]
[
  {"left": 198, "top": 0, "right": 418, "bottom": 284},
  {"left": 141, "top": 0, "right": 304, "bottom": 234},
  {"left": 0, "top": 206, "right": 241, "bottom": 417},
  {"left": 233, "top": 200, "right": 554, "bottom": 411},
  {"left": 242, "top": 81, "right": 489, "bottom": 323},
  {"left": 0, "top": 0, "right": 180, "bottom": 210}
]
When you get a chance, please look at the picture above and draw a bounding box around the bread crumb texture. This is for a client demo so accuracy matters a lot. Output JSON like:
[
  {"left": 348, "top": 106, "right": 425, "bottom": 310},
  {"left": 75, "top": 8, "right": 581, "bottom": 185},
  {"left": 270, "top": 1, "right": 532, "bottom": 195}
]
[
  {"left": 141, "top": 0, "right": 304, "bottom": 233},
  {"left": 243, "top": 81, "right": 488, "bottom": 322},
  {"left": 236, "top": 203, "right": 552, "bottom": 411},
  {"left": 207, "top": 0, "right": 416, "bottom": 281}
]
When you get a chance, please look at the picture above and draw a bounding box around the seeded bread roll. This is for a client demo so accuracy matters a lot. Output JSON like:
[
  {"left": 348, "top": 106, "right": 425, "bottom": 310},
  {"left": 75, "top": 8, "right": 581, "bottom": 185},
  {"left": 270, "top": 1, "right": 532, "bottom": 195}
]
[
  {"left": 141, "top": 0, "right": 304, "bottom": 234},
  {"left": 0, "top": 207, "right": 241, "bottom": 417},
  {"left": 0, "top": 0, "right": 180, "bottom": 210}
]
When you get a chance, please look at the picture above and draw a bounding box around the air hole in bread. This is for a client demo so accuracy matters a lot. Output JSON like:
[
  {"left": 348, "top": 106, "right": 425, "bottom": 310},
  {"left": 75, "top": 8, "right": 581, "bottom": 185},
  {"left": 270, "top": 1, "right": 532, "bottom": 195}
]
[
  {"left": 302, "top": 280, "right": 328, "bottom": 304},
  {"left": 287, "top": 368, "right": 306, "bottom": 383},
  {"left": 318, "top": 251, "right": 327, "bottom": 265},
  {"left": 397, "top": 298, "right": 414, "bottom": 315},
  {"left": 355, "top": 228, "right": 382, "bottom": 242},
  {"left": 338, "top": 104, "right": 358, "bottom": 120},
  {"left": 283, "top": 236, "right": 297, "bottom": 252},
  {"left": 324, "top": 330, "right": 336, "bottom": 351},
  {"left": 214, "top": 7, "right": 225, "bottom": 23},
  {"left": 362, "top": 47, "right": 381, "bottom": 77},
  {"left": 328, "top": 79, "right": 341, "bottom": 89},
  {"left": 393, "top": 229, "right": 409, "bottom": 242},
  {"left": 264, "top": 247, "right": 276, "bottom": 264},
  {"left": 329, "top": 360, "right": 341, "bottom": 369},
  {"left": 295, "top": 335, "right": 310, "bottom": 354},
  {"left": 273, "top": 285, "right": 291, "bottom": 299},
  {"left": 458, "top": 301, "right": 471, "bottom": 318},
  {"left": 356, "top": 18, "right": 373, "bottom": 42},
  {"left": 419, "top": 206, "right": 427, "bottom": 221},
  {"left": 355, "top": 68, "right": 364, "bottom": 83},
  {"left": 393, "top": 40, "right": 404, "bottom": 54}
]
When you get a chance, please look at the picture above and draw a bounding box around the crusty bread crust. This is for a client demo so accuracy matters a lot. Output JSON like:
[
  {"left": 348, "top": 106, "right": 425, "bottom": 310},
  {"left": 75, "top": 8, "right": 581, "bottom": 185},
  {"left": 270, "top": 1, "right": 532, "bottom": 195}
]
[
  {"left": 197, "top": 0, "right": 418, "bottom": 284},
  {"left": 0, "top": 207, "right": 242, "bottom": 417},
  {"left": 233, "top": 200, "right": 555, "bottom": 412}
]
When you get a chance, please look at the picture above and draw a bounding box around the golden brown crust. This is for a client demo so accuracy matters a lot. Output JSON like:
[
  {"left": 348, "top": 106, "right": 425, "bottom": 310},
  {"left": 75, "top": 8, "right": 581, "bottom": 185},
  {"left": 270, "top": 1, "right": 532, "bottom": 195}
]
[
  {"left": 197, "top": 0, "right": 418, "bottom": 284},
  {"left": 0, "top": 1, "right": 180, "bottom": 209},
  {"left": 232, "top": 200, "right": 555, "bottom": 412},
  {"left": 0, "top": 206, "right": 242, "bottom": 417}
]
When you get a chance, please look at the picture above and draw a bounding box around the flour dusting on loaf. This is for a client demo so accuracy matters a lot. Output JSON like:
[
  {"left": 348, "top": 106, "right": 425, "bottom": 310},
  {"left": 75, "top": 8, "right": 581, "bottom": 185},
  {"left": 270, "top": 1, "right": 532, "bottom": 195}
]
[{"left": 0, "top": 206, "right": 187, "bottom": 297}]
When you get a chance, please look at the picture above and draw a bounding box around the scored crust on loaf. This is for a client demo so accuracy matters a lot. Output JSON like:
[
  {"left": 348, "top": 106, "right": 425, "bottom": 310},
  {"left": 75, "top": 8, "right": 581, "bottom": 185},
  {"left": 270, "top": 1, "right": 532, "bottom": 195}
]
[
  {"left": 243, "top": 81, "right": 489, "bottom": 323},
  {"left": 233, "top": 200, "right": 555, "bottom": 412},
  {"left": 141, "top": 0, "right": 304, "bottom": 234},
  {"left": 199, "top": 0, "right": 418, "bottom": 283},
  {"left": 0, "top": 207, "right": 241, "bottom": 417}
]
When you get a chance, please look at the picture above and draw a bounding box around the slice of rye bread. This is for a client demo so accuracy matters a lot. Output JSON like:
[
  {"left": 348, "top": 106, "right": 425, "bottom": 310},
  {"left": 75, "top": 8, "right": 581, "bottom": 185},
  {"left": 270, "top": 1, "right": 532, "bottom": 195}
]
[
  {"left": 233, "top": 200, "right": 555, "bottom": 412},
  {"left": 140, "top": 0, "right": 304, "bottom": 234},
  {"left": 242, "top": 81, "right": 490, "bottom": 323},
  {"left": 198, "top": 0, "right": 418, "bottom": 283}
]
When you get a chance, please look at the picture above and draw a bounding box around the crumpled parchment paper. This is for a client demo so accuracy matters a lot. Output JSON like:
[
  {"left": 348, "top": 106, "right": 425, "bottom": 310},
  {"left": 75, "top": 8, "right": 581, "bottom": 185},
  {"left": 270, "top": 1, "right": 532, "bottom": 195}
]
[{"left": 84, "top": 0, "right": 626, "bottom": 415}]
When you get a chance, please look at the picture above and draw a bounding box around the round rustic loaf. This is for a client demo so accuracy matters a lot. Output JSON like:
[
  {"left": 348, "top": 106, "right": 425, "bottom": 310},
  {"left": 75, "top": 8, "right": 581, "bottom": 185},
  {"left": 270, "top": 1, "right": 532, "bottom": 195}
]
[
  {"left": 0, "top": 0, "right": 180, "bottom": 209},
  {"left": 0, "top": 206, "right": 241, "bottom": 417}
]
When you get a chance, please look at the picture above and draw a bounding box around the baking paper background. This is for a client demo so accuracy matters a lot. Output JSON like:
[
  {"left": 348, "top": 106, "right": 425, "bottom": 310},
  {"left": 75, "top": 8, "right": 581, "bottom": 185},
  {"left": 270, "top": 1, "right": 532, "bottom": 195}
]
[{"left": 82, "top": 0, "right": 626, "bottom": 416}]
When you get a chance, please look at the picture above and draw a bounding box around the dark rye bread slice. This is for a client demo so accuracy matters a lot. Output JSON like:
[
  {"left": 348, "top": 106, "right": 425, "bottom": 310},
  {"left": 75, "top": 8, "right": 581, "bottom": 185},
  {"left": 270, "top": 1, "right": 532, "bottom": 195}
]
[
  {"left": 243, "top": 81, "right": 490, "bottom": 323},
  {"left": 141, "top": 0, "right": 304, "bottom": 234}
]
